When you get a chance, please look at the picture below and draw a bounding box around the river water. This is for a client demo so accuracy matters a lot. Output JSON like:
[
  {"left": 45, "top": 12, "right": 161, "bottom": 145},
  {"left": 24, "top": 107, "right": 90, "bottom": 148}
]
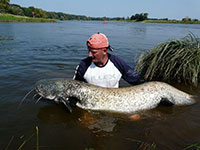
[{"left": 1, "top": 21, "right": 200, "bottom": 150}]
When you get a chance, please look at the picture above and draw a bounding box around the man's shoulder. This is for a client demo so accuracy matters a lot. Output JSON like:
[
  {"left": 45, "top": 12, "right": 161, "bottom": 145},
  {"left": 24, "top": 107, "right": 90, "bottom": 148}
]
[
  {"left": 80, "top": 57, "right": 92, "bottom": 66},
  {"left": 74, "top": 57, "right": 92, "bottom": 80},
  {"left": 109, "top": 53, "right": 127, "bottom": 66}
]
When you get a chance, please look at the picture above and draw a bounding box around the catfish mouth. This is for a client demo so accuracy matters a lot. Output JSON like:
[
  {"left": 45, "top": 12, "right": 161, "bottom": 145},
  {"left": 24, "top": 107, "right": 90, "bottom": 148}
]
[
  {"left": 35, "top": 86, "right": 73, "bottom": 113},
  {"left": 35, "top": 86, "right": 57, "bottom": 100},
  {"left": 20, "top": 86, "right": 56, "bottom": 108},
  {"left": 21, "top": 81, "right": 72, "bottom": 113}
]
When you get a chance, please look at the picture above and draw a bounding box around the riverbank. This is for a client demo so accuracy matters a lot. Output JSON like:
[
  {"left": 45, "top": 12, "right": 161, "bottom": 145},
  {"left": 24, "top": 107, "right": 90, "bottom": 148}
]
[
  {"left": 0, "top": 13, "right": 56, "bottom": 23},
  {"left": 142, "top": 19, "right": 200, "bottom": 24},
  {"left": 112, "top": 19, "right": 200, "bottom": 24},
  {"left": 1, "top": 13, "right": 200, "bottom": 24}
]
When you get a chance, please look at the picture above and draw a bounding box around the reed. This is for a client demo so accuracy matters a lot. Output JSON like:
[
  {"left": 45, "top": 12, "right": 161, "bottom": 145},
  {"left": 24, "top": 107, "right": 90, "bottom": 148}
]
[
  {"left": 183, "top": 143, "right": 200, "bottom": 150},
  {"left": 135, "top": 34, "right": 200, "bottom": 87},
  {"left": 126, "top": 138, "right": 156, "bottom": 150},
  {"left": 17, "top": 133, "right": 35, "bottom": 150},
  {"left": 36, "top": 126, "right": 39, "bottom": 150}
]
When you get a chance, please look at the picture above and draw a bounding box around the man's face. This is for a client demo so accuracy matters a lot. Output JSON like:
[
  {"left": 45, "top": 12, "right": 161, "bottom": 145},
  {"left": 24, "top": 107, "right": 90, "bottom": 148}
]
[{"left": 88, "top": 47, "right": 107, "bottom": 65}]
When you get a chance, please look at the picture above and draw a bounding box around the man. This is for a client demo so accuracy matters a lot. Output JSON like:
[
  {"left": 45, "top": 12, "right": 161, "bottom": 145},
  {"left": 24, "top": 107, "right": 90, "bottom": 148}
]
[
  {"left": 73, "top": 32, "right": 143, "bottom": 88},
  {"left": 74, "top": 32, "right": 143, "bottom": 120}
]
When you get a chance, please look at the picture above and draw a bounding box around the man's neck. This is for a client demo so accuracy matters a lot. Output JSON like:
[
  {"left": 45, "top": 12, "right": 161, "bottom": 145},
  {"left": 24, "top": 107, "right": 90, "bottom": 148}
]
[{"left": 95, "top": 55, "right": 108, "bottom": 67}]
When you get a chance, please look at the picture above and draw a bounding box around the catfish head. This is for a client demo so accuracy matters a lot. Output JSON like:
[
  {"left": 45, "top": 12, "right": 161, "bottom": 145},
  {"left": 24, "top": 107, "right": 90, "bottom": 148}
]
[
  {"left": 35, "top": 78, "right": 73, "bottom": 112},
  {"left": 36, "top": 79, "right": 66, "bottom": 101}
]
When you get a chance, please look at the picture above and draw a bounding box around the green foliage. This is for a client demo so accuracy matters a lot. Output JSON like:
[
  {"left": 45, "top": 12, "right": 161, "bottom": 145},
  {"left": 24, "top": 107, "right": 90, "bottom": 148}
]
[
  {"left": 182, "top": 16, "right": 191, "bottom": 22},
  {"left": 0, "top": 3, "right": 6, "bottom": 13},
  {"left": 0, "top": 0, "right": 10, "bottom": 4},
  {"left": 8, "top": 4, "right": 24, "bottom": 16},
  {"left": 131, "top": 13, "right": 148, "bottom": 21},
  {"left": 0, "top": 0, "right": 9, "bottom": 13},
  {"left": 135, "top": 34, "right": 200, "bottom": 87},
  {"left": 46, "top": 11, "right": 57, "bottom": 19},
  {"left": 33, "top": 8, "right": 47, "bottom": 18},
  {"left": 182, "top": 17, "right": 199, "bottom": 23},
  {"left": 21, "top": 7, "right": 33, "bottom": 17}
]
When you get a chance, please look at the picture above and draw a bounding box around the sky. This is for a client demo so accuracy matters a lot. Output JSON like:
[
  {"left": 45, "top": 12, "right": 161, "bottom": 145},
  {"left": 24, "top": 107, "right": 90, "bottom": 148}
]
[{"left": 10, "top": 0, "right": 200, "bottom": 20}]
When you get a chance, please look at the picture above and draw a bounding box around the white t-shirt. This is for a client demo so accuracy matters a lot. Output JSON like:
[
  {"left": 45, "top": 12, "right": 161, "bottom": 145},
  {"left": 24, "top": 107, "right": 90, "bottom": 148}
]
[{"left": 84, "top": 60, "right": 122, "bottom": 88}]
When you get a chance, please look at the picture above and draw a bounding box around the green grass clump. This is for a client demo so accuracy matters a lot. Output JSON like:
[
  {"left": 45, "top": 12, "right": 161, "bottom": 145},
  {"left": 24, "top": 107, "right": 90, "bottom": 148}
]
[
  {"left": 183, "top": 143, "right": 200, "bottom": 150},
  {"left": 135, "top": 34, "right": 200, "bottom": 87}
]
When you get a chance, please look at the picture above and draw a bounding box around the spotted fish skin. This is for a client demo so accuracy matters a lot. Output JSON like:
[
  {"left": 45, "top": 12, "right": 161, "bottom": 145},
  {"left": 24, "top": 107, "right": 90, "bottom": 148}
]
[{"left": 35, "top": 79, "right": 195, "bottom": 114}]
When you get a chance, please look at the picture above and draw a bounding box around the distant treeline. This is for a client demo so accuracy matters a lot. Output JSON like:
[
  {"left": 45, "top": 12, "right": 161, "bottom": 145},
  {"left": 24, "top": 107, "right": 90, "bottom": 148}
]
[
  {"left": 0, "top": 0, "right": 123, "bottom": 21},
  {"left": 0, "top": 1, "right": 149, "bottom": 21},
  {"left": 0, "top": 0, "right": 199, "bottom": 22}
]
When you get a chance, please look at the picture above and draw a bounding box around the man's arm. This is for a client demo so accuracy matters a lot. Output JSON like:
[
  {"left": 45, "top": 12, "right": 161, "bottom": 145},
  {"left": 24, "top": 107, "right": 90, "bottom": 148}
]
[
  {"left": 73, "top": 65, "right": 85, "bottom": 81},
  {"left": 109, "top": 54, "right": 145, "bottom": 85},
  {"left": 73, "top": 57, "right": 92, "bottom": 82}
]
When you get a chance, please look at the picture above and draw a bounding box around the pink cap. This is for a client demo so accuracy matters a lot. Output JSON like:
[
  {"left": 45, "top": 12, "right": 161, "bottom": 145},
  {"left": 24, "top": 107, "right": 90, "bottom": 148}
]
[{"left": 87, "top": 32, "right": 113, "bottom": 51}]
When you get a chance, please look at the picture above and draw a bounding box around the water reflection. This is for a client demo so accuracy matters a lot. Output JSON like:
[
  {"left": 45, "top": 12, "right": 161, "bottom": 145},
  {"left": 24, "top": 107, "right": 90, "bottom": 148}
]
[{"left": 37, "top": 104, "right": 117, "bottom": 134}]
